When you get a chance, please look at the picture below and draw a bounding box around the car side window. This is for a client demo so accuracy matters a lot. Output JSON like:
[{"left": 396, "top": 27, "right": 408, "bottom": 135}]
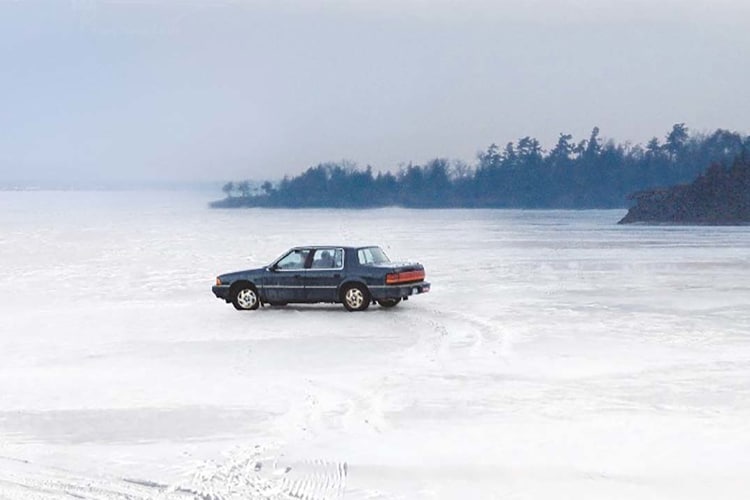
[
  {"left": 276, "top": 249, "right": 309, "bottom": 270},
  {"left": 357, "top": 248, "right": 373, "bottom": 264},
  {"left": 311, "top": 248, "right": 343, "bottom": 269},
  {"left": 357, "top": 248, "right": 372, "bottom": 264},
  {"left": 357, "top": 247, "right": 389, "bottom": 265}
]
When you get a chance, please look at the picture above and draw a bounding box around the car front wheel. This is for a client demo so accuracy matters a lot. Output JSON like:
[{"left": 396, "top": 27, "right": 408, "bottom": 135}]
[
  {"left": 232, "top": 283, "right": 259, "bottom": 310},
  {"left": 342, "top": 284, "right": 370, "bottom": 312}
]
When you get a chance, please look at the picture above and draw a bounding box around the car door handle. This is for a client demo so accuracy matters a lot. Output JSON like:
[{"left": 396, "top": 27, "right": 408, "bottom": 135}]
[
  {"left": 333, "top": 274, "right": 341, "bottom": 278},
  {"left": 294, "top": 274, "right": 303, "bottom": 279}
]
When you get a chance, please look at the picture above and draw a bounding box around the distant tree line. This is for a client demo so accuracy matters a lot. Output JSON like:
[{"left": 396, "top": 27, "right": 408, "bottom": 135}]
[{"left": 211, "top": 125, "right": 750, "bottom": 209}]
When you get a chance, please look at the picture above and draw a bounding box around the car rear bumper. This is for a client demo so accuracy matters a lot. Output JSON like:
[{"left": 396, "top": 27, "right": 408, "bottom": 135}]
[
  {"left": 212, "top": 285, "right": 231, "bottom": 301},
  {"left": 371, "top": 281, "right": 430, "bottom": 300}
]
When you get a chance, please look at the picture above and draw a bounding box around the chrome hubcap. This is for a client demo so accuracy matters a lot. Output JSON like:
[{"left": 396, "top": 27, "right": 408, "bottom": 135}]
[
  {"left": 237, "top": 288, "right": 257, "bottom": 309},
  {"left": 345, "top": 288, "right": 364, "bottom": 309}
]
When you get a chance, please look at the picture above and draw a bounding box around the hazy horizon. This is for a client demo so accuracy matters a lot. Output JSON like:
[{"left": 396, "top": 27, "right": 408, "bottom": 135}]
[{"left": 2, "top": 0, "right": 749, "bottom": 184}]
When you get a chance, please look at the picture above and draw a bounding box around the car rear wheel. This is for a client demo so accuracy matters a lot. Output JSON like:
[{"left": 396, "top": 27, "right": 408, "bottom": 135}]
[
  {"left": 232, "top": 283, "right": 259, "bottom": 310},
  {"left": 377, "top": 298, "right": 401, "bottom": 308},
  {"left": 342, "top": 284, "right": 370, "bottom": 312}
]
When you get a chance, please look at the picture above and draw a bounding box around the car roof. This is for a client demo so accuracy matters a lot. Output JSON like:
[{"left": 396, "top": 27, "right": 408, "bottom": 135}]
[{"left": 290, "top": 245, "right": 379, "bottom": 251}]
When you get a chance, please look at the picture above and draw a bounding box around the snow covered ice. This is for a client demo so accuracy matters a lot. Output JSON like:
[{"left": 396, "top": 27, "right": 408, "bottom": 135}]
[{"left": 1, "top": 190, "right": 750, "bottom": 499}]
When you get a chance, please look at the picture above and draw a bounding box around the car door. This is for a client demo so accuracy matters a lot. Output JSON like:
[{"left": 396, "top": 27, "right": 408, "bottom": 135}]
[
  {"left": 304, "top": 248, "right": 345, "bottom": 302},
  {"left": 262, "top": 249, "right": 309, "bottom": 303}
]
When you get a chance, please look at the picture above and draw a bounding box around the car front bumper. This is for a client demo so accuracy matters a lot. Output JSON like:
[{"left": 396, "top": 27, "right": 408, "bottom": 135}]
[{"left": 212, "top": 285, "right": 231, "bottom": 301}]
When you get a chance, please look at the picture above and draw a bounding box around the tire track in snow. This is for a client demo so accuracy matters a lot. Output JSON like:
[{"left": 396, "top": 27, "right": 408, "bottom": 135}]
[
  {"left": 0, "top": 449, "right": 349, "bottom": 500},
  {"left": 0, "top": 456, "right": 190, "bottom": 500},
  {"left": 397, "top": 306, "right": 513, "bottom": 371},
  {"left": 182, "top": 445, "right": 347, "bottom": 500}
]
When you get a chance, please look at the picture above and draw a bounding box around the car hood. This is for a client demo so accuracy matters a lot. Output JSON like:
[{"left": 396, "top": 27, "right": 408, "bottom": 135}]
[{"left": 218, "top": 267, "right": 267, "bottom": 282}]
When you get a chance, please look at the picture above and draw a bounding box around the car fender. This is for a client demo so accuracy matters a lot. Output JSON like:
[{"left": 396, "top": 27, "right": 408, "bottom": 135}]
[
  {"left": 229, "top": 279, "right": 258, "bottom": 298},
  {"left": 337, "top": 279, "right": 369, "bottom": 300}
]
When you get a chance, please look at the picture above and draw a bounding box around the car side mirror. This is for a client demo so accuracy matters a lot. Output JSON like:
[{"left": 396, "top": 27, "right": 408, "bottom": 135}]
[{"left": 267, "top": 264, "right": 279, "bottom": 272}]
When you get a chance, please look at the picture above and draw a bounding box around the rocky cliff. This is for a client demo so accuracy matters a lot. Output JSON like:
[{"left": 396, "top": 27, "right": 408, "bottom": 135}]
[{"left": 619, "top": 157, "right": 750, "bottom": 225}]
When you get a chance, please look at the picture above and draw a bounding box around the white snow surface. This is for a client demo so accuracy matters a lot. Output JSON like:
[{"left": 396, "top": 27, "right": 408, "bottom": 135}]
[{"left": 1, "top": 190, "right": 750, "bottom": 499}]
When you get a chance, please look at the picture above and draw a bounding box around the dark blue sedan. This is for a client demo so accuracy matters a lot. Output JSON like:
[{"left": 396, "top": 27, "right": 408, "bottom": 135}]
[{"left": 212, "top": 246, "right": 430, "bottom": 311}]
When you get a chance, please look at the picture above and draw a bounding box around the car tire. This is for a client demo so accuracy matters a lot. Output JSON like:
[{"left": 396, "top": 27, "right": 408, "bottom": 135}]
[
  {"left": 231, "top": 283, "right": 260, "bottom": 311},
  {"left": 377, "top": 298, "right": 401, "bottom": 308},
  {"left": 342, "top": 284, "right": 370, "bottom": 312}
]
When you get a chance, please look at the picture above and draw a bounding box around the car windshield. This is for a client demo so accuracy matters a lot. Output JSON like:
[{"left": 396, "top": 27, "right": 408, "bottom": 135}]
[
  {"left": 357, "top": 246, "right": 390, "bottom": 265},
  {"left": 274, "top": 249, "right": 310, "bottom": 270}
]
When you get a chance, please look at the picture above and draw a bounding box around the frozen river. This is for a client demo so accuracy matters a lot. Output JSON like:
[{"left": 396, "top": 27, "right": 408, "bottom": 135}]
[{"left": 1, "top": 190, "right": 749, "bottom": 499}]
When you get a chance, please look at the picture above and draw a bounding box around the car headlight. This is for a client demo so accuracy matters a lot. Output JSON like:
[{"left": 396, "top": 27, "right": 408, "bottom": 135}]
[{"left": 216, "top": 277, "right": 222, "bottom": 286}]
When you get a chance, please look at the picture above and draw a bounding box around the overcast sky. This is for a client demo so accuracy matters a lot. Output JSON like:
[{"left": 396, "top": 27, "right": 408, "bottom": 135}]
[{"left": 1, "top": 0, "right": 748, "bottom": 184}]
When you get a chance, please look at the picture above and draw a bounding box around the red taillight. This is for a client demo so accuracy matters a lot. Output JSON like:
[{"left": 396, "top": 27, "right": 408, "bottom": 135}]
[{"left": 386, "top": 270, "right": 425, "bottom": 284}]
